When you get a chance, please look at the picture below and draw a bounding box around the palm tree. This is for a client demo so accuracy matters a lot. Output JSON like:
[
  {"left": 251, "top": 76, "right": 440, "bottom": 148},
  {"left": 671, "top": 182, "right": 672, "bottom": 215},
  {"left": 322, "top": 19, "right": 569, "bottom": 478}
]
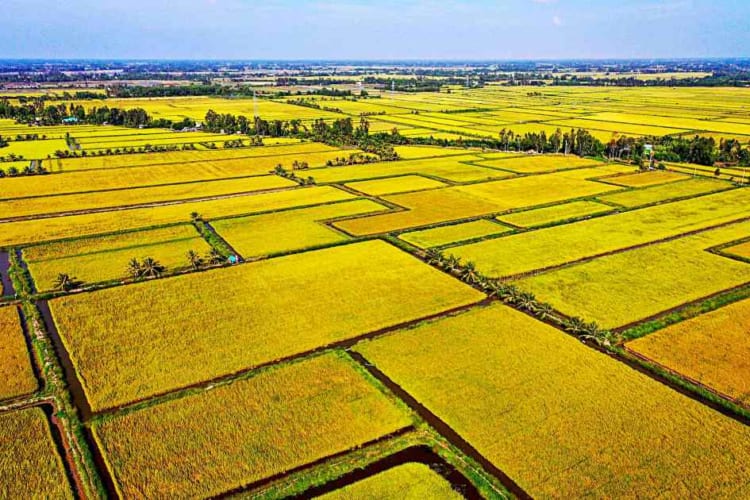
[
  {"left": 517, "top": 291, "right": 538, "bottom": 312},
  {"left": 535, "top": 302, "right": 554, "bottom": 321},
  {"left": 140, "top": 257, "right": 166, "bottom": 278},
  {"left": 460, "top": 261, "right": 481, "bottom": 284},
  {"left": 424, "top": 248, "right": 444, "bottom": 267},
  {"left": 445, "top": 255, "right": 462, "bottom": 274},
  {"left": 564, "top": 317, "right": 587, "bottom": 336},
  {"left": 126, "top": 258, "right": 143, "bottom": 279},
  {"left": 502, "top": 284, "right": 521, "bottom": 304},
  {"left": 206, "top": 248, "right": 226, "bottom": 265},
  {"left": 187, "top": 250, "right": 203, "bottom": 270},
  {"left": 53, "top": 273, "right": 77, "bottom": 292}
]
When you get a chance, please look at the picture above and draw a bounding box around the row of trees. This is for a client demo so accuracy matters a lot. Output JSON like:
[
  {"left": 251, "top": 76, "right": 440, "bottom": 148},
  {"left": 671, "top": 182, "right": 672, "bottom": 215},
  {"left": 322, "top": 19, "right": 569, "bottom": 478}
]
[{"left": 424, "top": 248, "right": 613, "bottom": 346}]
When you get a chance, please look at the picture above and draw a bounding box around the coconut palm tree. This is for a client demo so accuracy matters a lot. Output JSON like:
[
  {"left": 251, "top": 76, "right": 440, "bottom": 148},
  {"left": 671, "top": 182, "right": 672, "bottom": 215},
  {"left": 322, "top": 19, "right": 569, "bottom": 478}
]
[
  {"left": 53, "top": 273, "right": 78, "bottom": 292},
  {"left": 186, "top": 250, "right": 203, "bottom": 270},
  {"left": 517, "top": 291, "right": 538, "bottom": 312},
  {"left": 535, "top": 302, "right": 554, "bottom": 321},
  {"left": 140, "top": 257, "right": 166, "bottom": 278},
  {"left": 206, "top": 248, "right": 226, "bottom": 265},
  {"left": 126, "top": 258, "right": 142, "bottom": 279},
  {"left": 502, "top": 284, "right": 521, "bottom": 304},
  {"left": 424, "top": 248, "right": 444, "bottom": 267},
  {"left": 460, "top": 261, "right": 481, "bottom": 284},
  {"left": 445, "top": 255, "right": 462, "bottom": 274},
  {"left": 564, "top": 317, "right": 587, "bottom": 336}
]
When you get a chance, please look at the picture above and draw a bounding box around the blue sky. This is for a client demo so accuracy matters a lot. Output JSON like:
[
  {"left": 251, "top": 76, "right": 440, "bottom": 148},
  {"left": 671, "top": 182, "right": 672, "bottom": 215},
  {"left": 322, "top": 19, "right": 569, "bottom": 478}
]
[{"left": 2, "top": 0, "right": 748, "bottom": 60}]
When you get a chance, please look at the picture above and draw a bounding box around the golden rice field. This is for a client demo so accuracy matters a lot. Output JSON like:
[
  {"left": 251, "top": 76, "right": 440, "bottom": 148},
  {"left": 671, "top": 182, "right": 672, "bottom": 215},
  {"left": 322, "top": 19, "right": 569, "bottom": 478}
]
[
  {"left": 0, "top": 408, "right": 73, "bottom": 499},
  {"left": 355, "top": 303, "right": 750, "bottom": 498},
  {"left": 497, "top": 200, "right": 613, "bottom": 228},
  {"left": 211, "top": 199, "right": 388, "bottom": 258},
  {"left": 92, "top": 353, "right": 411, "bottom": 498},
  {"left": 25, "top": 225, "right": 211, "bottom": 290},
  {"left": 596, "top": 177, "right": 732, "bottom": 207},
  {"left": 450, "top": 187, "right": 750, "bottom": 277},
  {"left": 345, "top": 175, "right": 446, "bottom": 195},
  {"left": 514, "top": 221, "right": 750, "bottom": 329},
  {"left": 5, "top": 85, "right": 750, "bottom": 498},
  {"left": 0, "top": 306, "right": 37, "bottom": 400},
  {"left": 627, "top": 298, "right": 750, "bottom": 404},
  {"left": 51, "top": 240, "right": 483, "bottom": 410},
  {"left": 400, "top": 219, "right": 510, "bottom": 248},
  {"left": 0, "top": 186, "right": 353, "bottom": 247},
  {"left": 320, "top": 463, "right": 462, "bottom": 500},
  {"left": 605, "top": 170, "right": 690, "bottom": 187}
]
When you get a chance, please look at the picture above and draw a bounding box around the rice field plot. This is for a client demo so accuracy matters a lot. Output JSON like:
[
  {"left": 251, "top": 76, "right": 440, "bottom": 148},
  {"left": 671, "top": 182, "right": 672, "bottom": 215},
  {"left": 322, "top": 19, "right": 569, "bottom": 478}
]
[
  {"left": 0, "top": 139, "right": 69, "bottom": 159},
  {"left": 77, "top": 133, "right": 237, "bottom": 151},
  {"left": 602, "top": 170, "right": 690, "bottom": 187},
  {"left": 498, "top": 200, "right": 613, "bottom": 228},
  {"left": 211, "top": 199, "right": 388, "bottom": 258},
  {"left": 392, "top": 145, "right": 472, "bottom": 159},
  {"left": 627, "top": 298, "right": 750, "bottom": 405},
  {"left": 355, "top": 303, "right": 750, "bottom": 498},
  {"left": 0, "top": 407, "right": 73, "bottom": 498},
  {"left": 336, "top": 169, "right": 622, "bottom": 236},
  {"left": 583, "top": 111, "right": 750, "bottom": 136},
  {"left": 0, "top": 306, "right": 37, "bottom": 400},
  {"left": 0, "top": 186, "right": 353, "bottom": 247},
  {"left": 400, "top": 220, "right": 510, "bottom": 248},
  {"left": 597, "top": 178, "right": 733, "bottom": 207},
  {"left": 547, "top": 118, "right": 690, "bottom": 137},
  {"left": 67, "top": 96, "right": 345, "bottom": 122},
  {"left": 474, "top": 154, "right": 604, "bottom": 174},
  {"left": 310, "top": 155, "right": 502, "bottom": 184},
  {"left": 319, "top": 463, "right": 462, "bottom": 500},
  {"left": 25, "top": 225, "right": 211, "bottom": 291},
  {"left": 2, "top": 150, "right": 352, "bottom": 200},
  {"left": 91, "top": 353, "right": 412, "bottom": 498},
  {"left": 345, "top": 175, "right": 446, "bottom": 196},
  {"left": 450, "top": 187, "right": 750, "bottom": 278},
  {"left": 0, "top": 175, "right": 296, "bottom": 219},
  {"left": 515, "top": 221, "right": 750, "bottom": 329},
  {"left": 50, "top": 240, "right": 483, "bottom": 410},
  {"left": 50, "top": 140, "right": 324, "bottom": 172}
]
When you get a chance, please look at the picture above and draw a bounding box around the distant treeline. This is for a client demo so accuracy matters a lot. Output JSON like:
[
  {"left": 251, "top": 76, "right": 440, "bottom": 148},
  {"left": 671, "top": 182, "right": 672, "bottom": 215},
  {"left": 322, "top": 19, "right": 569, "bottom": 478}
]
[{"left": 551, "top": 72, "right": 750, "bottom": 87}]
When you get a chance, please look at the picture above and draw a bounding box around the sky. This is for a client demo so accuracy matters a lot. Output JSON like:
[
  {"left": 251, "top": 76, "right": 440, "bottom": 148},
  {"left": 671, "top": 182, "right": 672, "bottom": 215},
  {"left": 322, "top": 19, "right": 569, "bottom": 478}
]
[{"left": 1, "top": 0, "right": 748, "bottom": 60}]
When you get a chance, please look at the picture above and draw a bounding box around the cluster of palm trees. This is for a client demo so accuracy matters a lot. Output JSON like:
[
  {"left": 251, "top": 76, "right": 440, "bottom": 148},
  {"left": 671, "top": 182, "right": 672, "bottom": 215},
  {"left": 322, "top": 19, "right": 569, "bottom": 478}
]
[
  {"left": 186, "top": 248, "right": 226, "bottom": 270},
  {"left": 272, "top": 164, "right": 315, "bottom": 185},
  {"left": 52, "top": 273, "right": 82, "bottom": 292},
  {"left": 424, "top": 248, "right": 611, "bottom": 346},
  {"left": 126, "top": 257, "right": 166, "bottom": 279}
]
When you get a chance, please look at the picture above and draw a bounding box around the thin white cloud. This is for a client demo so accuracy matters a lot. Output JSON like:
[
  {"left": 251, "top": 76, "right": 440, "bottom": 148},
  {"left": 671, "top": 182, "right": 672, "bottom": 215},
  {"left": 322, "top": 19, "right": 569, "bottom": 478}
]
[{"left": 552, "top": 15, "right": 562, "bottom": 26}]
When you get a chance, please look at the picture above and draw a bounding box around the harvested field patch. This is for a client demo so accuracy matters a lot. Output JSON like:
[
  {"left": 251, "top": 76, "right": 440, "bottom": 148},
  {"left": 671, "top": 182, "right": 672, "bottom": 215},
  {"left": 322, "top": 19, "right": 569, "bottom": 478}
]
[
  {"left": 355, "top": 303, "right": 750, "bottom": 498},
  {"left": 92, "top": 353, "right": 411, "bottom": 498},
  {"left": 51, "top": 240, "right": 483, "bottom": 410}
]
